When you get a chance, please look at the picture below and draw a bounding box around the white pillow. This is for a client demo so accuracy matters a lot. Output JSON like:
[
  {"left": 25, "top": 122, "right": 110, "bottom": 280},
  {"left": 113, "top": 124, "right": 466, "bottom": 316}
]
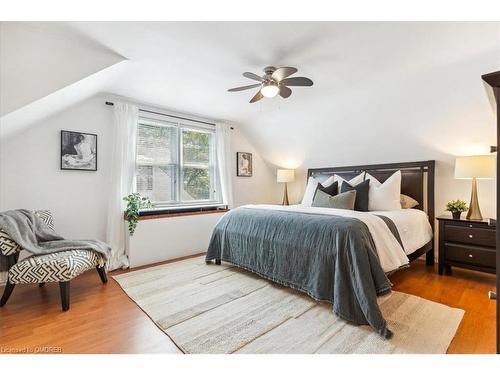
[
  {"left": 334, "top": 172, "right": 365, "bottom": 190},
  {"left": 365, "top": 170, "right": 402, "bottom": 211},
  {"left": 301, "top": 177, "right": 320, "bottom": 206}
]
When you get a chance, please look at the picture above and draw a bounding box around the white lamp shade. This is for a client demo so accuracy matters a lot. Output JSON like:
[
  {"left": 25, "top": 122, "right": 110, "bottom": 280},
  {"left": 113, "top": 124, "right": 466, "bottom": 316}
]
[
  {"left": 277, "top": 169, "right": 295, "bottom": 183},
  {"left": 454, "top": 155, "right": 496, "bottom": 179}
]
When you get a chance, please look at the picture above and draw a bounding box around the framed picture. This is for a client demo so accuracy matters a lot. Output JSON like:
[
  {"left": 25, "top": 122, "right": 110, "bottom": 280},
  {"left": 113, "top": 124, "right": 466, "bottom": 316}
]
[
  {"left": 237, "top": 152, "right": 253, "bottom": 177},
  {"left": 60, "top": 130, "right": 97, "bottom": 171}
]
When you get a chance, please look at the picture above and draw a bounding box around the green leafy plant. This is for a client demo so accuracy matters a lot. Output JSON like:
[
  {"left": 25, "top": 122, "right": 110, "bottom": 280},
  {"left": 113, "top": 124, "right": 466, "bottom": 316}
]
[
  {"left": 123, "top": 193, "right": 154, "bottom": 236},
  {"left": 446, "top": 199, "right": 468, "bottom": 213}
]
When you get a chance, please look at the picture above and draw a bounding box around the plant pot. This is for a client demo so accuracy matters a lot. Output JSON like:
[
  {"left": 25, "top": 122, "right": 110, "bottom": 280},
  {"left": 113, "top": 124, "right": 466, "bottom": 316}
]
[{"left": 451, "top": 211, "right": 461, "bottom": 220}]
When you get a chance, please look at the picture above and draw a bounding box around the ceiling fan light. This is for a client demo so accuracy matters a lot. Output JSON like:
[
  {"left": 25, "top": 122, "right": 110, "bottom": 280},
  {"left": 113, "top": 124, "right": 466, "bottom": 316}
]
[{"left": 261, "top": 82, "right": 279, "bottom": 98}]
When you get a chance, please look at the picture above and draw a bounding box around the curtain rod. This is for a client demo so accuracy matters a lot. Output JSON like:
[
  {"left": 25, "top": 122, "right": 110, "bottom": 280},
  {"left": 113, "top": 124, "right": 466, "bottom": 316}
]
[{"left": 105, "top": 101, "right": 220, "bottom": 127}]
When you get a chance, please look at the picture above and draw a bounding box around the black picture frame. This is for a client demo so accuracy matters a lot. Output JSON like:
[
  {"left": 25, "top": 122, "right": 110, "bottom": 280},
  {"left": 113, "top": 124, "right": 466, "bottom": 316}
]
[
  {"left": 236, "top": 152, "right": 252, "bottom": 177},
  {"left": 60, "top": 130, "right": 98, "bottom": 171}
]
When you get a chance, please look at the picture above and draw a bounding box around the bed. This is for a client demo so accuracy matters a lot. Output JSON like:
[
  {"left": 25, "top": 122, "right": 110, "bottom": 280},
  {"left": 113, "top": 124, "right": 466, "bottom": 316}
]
[
  {"left": 206, "top": 160, "right": 435, "bottom": 338},
  {"left": 308, "top": 160, "right": 435, "bottom": 263}
]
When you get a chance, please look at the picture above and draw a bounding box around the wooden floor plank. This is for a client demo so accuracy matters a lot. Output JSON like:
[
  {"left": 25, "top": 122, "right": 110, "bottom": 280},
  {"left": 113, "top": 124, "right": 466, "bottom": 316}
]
[{"left": 0, "top": 255, "right": 495, "bottom": 354}]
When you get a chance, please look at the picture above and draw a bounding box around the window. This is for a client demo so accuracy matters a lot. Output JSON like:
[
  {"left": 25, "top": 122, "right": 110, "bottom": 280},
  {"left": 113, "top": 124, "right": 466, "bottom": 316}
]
[{"left": 135, "top": 116, "right": 219, "bottom": 208}]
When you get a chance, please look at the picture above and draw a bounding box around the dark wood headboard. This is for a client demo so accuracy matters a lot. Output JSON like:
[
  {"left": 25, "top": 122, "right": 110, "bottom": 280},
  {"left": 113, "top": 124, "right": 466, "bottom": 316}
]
[{"left": 307, "top": 160, "right": 435, "bottom": 231}]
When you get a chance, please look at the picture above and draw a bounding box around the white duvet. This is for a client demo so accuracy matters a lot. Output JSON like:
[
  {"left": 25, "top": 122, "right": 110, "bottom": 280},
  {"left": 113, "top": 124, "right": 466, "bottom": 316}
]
[
  {"left": 369, "top": 208, "right": 433, "bottom": 255},
  {"left": 243, "top": 204, "right": 432, "bottom": 273}
]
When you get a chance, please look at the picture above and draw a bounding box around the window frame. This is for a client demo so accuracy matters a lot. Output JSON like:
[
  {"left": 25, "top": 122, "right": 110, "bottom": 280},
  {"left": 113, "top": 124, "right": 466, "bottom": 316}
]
[{"left": 135, "top": 115, "right": 221, "bottom": 209}]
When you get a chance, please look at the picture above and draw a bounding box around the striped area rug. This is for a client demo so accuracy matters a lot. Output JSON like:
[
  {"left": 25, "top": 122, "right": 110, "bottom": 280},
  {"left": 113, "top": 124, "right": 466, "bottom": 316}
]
[{"left": 113, "top": 256, "right": 464, "bottom": 354}]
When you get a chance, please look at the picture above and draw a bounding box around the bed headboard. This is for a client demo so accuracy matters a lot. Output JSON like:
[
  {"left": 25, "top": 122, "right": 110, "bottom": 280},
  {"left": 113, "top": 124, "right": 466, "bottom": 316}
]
[{"left": 307, "top": 160, "right": 435, "bottom": 230}]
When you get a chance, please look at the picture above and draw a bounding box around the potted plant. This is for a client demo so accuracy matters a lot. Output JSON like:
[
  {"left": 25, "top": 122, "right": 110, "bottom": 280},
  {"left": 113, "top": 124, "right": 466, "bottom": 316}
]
[
  {"left": 446, "top": 199, "right": 468, "bottom": 220},
  {"left": 123, "top": 193, "right": 154, "bottom": 235}
]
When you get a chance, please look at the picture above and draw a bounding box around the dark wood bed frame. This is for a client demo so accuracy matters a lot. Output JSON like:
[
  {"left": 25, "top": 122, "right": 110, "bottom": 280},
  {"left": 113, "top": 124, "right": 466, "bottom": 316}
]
[{"left": 307, "top": 160, "right": 435, "bottom": 265}]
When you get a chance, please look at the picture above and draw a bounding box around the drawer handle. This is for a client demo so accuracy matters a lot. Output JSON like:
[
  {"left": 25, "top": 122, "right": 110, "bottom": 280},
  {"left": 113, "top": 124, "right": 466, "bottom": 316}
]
[
  {"left": 468, "top": 254, "right": 473, "bottom": 258},
  {"left": 468, "top": 234, "right": 473, "bottom": 238},
  {"left": 469, "top": 225, "right": 473, "bottom": 228}
]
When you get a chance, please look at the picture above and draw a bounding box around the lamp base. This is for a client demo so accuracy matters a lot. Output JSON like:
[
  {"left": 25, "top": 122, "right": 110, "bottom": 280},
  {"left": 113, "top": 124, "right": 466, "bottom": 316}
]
[
  {"left": 282, "top": 183, "right": 289, "bottom": 206},
  {"left": 466, "top": 177, "right": 483, "bottom": 221}
]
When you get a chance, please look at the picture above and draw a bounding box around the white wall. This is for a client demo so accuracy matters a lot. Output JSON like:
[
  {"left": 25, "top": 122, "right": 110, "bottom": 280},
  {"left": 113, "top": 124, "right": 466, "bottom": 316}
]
[
  {"left": 0, "top": 94, "right": 274, "bottom": 243},
  {"left": 0, "top": 95, "right": 113, "bottom": 240},
  {"left": 128, "top": 212, "right": 226, "bottom": 268},
  {"left": 230, "top": 126, "right": 277, "bottom": 207}
]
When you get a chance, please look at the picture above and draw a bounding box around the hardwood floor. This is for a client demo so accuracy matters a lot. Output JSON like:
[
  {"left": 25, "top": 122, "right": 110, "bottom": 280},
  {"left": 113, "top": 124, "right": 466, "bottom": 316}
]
[
  {"left": 390, "top": 262, "right": 496, "bottom": 354},
  {"left": 0, "top": 256, "right": 496, "bottom": 354}
]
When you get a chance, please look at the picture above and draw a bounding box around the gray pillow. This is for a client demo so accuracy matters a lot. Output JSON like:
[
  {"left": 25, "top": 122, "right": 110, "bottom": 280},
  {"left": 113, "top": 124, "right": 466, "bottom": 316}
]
[
  {"left": 340, "top": 179, "right": 370, "bottom": 211},
  {"left": 312, "top": 190, "right": 357, "bottom": 210}
]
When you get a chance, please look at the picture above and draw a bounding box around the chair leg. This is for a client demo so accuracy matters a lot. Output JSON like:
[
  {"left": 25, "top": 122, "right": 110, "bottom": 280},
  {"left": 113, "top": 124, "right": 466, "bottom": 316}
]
[
  {"left": 96, "top": 266, "right": 108, "bottom": 284},
  {"left": 39, "top": 282, "right": 46, "bottom": 287},
  {"left": 0, "top": 281, "right": 15, "bottom": 307},
  {"left": 59, "top": 281, "right": 70, "bottom": 311}
]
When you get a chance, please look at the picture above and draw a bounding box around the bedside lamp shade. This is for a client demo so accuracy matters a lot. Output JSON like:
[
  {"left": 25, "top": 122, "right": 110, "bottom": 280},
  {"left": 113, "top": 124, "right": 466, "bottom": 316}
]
[
  {"left": 455, "top": 155, "right": 495, "bottom": 179},
  {"left": 454, "top": 155, "right": 496, "bottom": 221},
  {"left": 277, "top": 169, "right": 295, "bottom": 183},
  {"left": 277, "top": 169, "right": 295, "bottom": 205}
]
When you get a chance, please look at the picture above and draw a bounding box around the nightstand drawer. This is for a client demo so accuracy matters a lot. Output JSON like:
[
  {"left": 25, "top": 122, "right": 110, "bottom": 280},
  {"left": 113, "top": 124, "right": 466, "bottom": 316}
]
[
  {"left": 445, "top": 244, "right": 496, "bottom": 269},
  {"left": 444, "top": 225, "right": 495, "bottom": 247}
]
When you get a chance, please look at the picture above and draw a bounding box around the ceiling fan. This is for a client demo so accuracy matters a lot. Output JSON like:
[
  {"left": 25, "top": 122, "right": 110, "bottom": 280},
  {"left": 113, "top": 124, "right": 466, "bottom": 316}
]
[{"left": 228, "top": 66, "right": 313, "bottom": 103}]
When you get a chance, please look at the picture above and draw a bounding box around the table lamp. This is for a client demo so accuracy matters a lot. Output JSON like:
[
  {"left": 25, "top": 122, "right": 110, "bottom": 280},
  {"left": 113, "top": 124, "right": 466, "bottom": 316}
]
[
  {"left": 454, "top": 155, "right": 495, "bottom": 220},
  {"left": 277, "top": 169, "right": 295, "bottom": 205}
]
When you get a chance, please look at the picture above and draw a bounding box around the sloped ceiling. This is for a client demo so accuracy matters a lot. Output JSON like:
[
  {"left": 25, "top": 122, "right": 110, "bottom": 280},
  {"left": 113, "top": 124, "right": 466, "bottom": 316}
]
[
  {"left": 2, "top": 22, "right": 498, "bottom": 163},
  {"left": 0, "top": 22, "right": 126, "bottom": 138}
]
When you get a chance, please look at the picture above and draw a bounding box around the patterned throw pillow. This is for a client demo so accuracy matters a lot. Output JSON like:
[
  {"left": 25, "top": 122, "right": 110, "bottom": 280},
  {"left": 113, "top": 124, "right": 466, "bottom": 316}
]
[
  {"left": 0, "top": 210, "right": 54, "bottom": 256},
  {"left": 35, "top": 210, "right": 55, "bottom": 231}
]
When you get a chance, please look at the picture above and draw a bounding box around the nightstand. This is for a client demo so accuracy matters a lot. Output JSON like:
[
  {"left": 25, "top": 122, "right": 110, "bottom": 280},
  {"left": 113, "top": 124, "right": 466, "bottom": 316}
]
[{"left": 437, "top": 215, "right": 496, "bottom": 275}]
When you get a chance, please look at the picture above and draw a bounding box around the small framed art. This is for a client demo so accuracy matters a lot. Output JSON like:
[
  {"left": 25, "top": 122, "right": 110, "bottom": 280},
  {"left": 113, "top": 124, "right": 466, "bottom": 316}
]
[
  {"left": 236, "top": 152, "right": 252, "bottom": 177},
  {"left": 60, "top": 130, "right": 97, "bottom": 171}
]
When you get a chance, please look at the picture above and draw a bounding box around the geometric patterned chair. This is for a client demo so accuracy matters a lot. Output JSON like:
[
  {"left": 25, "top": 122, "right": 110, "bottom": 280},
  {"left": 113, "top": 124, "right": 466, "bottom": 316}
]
[{"left": 0, "top": 210, "right": 107, "bottom": 311}]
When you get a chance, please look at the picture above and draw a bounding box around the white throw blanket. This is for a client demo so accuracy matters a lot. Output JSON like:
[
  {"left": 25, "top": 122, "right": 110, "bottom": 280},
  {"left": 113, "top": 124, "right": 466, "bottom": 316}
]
[{"left": 243, "top": 204, "right": 409, "bottom": 272}]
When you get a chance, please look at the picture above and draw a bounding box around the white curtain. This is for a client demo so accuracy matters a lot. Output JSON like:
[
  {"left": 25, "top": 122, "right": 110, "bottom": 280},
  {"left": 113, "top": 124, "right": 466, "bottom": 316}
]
[
  {"left": 106, "top": 102, "right": 139, "bottom": 270},
  {"left": 215, "top": 121, "right": 234, "bottom": 208}
]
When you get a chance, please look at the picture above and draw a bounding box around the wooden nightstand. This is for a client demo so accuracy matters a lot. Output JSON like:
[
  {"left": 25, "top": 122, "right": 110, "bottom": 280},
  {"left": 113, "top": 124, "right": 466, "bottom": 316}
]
[{"left": 437, "top": 215, "right": 496, "bottom": 275}]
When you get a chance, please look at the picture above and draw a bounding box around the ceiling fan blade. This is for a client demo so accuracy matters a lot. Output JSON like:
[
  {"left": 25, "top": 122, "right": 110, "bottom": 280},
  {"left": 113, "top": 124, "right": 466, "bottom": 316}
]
[
  {"left": 228, "top": 83, "right": 261, "bottom": 92},
  {"left": 243, "top": 72, "right": 264, "bottom": 82},
  {"left": 279, "top": 77, "right": 313, "bottom": 86},
  {"left": 279, "top": 85, "right": 292, "bottom": 99},
  {"left": 272, "top": 67, "right": 298, "bottom": 82},
  {"left": 250, "top": 90, "right": 264, "bottom": 103}
]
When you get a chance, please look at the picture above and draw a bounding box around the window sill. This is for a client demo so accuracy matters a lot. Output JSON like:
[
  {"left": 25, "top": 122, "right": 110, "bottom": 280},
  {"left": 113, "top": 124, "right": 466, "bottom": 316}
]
[{"left": 128, "top": 205, "right": 229, "bottom": 221}]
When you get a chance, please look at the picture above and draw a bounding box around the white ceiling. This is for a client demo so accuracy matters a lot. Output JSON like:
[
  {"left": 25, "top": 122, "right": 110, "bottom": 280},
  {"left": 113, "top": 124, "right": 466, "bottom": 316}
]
[
  {"left": 0, "top": 22, "right": 124, "bottom": 116},
  {"left": 65, "top": 22, "right": 499, "bottom": 163},
  {"left": 63, "top": 22, "right": 498, "bottom": 121},
  {"left": 65, "top": 21, "right": 341, "bottom": 121},
  {"left": 2, "top": 22, "right": 499, "bottom": 168}
]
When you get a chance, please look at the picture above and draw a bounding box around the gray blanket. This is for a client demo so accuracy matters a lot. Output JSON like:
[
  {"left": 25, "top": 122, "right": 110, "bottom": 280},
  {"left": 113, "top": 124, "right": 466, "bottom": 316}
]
[
  {"left": 206, "top": 207, "right": 397, "bottom": 338},
  {"left": 0, "top": 209, "right": 111, "bottom": 272}
]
